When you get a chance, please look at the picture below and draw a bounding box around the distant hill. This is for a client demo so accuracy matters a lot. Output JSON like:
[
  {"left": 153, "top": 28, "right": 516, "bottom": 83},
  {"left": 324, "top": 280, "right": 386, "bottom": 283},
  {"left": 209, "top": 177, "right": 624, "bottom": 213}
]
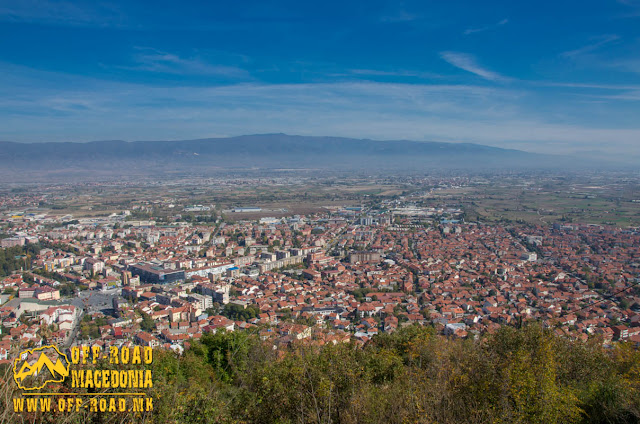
[{"left": 0, "top": 133, "right": 587, "bottom": 182}]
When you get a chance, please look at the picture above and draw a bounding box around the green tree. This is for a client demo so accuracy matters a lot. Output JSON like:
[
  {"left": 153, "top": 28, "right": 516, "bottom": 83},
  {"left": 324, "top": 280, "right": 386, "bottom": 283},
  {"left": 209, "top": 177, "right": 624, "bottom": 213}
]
[{"left": 140, "top": 311, "right": 156, "bottom": 332}]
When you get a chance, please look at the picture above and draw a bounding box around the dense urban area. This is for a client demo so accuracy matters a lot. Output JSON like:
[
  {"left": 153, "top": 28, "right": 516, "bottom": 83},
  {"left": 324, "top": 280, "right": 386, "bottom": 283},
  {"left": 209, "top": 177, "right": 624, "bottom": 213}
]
[{"left": 1, "top": 172, "right": 640, "bottom": 423}]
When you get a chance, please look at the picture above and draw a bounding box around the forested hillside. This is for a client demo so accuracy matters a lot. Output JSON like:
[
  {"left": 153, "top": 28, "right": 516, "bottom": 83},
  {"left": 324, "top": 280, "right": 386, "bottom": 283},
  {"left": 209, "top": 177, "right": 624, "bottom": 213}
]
[{"left": 1, "top": 325, "right": 639, "bottom": 423}]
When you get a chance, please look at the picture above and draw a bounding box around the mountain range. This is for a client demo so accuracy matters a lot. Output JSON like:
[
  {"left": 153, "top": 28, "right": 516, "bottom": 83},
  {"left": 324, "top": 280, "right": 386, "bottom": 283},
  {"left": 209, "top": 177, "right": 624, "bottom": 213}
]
[{"left": 0, "top": 134, "right": 612, "bottom": 182}]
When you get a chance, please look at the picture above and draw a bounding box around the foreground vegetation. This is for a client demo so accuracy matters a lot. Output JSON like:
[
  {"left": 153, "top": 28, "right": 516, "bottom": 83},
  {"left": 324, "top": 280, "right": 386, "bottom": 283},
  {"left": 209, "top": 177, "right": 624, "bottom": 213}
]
[{"left": 1, "top": 324, "right": 639, "bottom": 423}]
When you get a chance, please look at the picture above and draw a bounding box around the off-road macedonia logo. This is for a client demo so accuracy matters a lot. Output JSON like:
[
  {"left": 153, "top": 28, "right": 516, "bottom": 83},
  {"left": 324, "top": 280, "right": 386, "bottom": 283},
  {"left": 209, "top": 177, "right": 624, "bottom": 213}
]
[{"left": 12, "top": 345, "right": 70, "bottom": 390}]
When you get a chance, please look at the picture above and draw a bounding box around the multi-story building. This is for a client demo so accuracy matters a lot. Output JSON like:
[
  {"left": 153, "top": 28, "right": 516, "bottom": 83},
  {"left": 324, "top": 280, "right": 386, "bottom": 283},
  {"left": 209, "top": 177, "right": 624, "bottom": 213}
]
[
  {"left": 129, "top": 262, "right": 185, "bottom": 285},
  {"left": 349, "top": 251, "right": 381, "bottom": 264}
]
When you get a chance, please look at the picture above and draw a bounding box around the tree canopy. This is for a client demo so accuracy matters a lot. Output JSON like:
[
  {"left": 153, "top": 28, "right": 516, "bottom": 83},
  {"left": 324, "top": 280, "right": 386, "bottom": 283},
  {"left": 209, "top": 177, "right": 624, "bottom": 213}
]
[{"left": 2, "top": 324, "right": 639, "bottom": 424}]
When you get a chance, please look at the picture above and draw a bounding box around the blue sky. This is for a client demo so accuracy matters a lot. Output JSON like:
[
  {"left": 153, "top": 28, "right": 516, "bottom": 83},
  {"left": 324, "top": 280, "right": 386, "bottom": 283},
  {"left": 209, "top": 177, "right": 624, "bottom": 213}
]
[{"left": 1, "top": 0, "right": 639, "bottom": 155}]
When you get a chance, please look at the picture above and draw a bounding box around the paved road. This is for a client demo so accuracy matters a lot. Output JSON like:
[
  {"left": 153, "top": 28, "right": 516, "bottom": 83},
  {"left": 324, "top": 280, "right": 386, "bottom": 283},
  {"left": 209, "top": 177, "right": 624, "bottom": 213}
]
[
  {"left": 67, "top": 288, "right": 122, "bottom": 346},
  {"left": 63, "top": 308, "right": 83, "bottom": 348}
]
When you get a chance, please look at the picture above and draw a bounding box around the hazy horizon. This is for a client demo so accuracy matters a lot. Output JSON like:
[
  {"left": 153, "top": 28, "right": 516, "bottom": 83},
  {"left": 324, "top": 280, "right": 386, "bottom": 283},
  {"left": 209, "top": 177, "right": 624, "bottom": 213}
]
[{"left": 1, "top": 1, "right": 639, "bottom": 155}]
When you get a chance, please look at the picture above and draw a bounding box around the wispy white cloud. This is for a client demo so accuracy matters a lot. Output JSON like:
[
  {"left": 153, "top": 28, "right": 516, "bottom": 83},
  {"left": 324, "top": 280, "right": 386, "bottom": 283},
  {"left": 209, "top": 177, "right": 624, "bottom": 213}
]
[
  {"left": 463, "top": 18, "right": 509, "bottom": 35},
  {"left": 0, "top": 0, "right": 127, "bottom": 27},
  {"left": 1, "top": 63, "right": 639, "bottom": 155},
  {"left": 379, "top": 10, "right": 418, "bottom": 23},
  {"left": 440, "top": 52, "right": 506, "bottom": 81},
  {"left": 606, "top": 58, "right": 640, "bottom": 75},
  {"left": 587, "top": 90, "right": 640, "bottom": 101},
  {"left": 560, "top": 35, "right": 620, "bottom": 58},
  {"left": 121, "top": 47, "right": 251, "bottom": 78},
  {"left": 349, "top": 69, "right": 445, "bottom": 79},
  {"left": 616, "top": 0, "right": 640, "bottom": 11},
  {"left": 534, "top": 81, "right": 640, "bottom": 90}
]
